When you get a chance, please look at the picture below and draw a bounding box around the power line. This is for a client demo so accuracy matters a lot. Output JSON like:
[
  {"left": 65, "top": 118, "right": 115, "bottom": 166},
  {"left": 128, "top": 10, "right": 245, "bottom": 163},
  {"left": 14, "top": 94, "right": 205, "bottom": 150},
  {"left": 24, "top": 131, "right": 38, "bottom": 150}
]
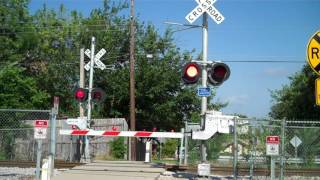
[
  {"left": 3, "top": 23, "right": 130, "bottom": 28},
  {"left": 223, "top": 60, "right": 305, "bottom": 63},
  {"left": 0, "top": 29, "right": 126, "bottom": 35},
  {"left": 0, "top": 58, "right": 306, "bottom": 67}
]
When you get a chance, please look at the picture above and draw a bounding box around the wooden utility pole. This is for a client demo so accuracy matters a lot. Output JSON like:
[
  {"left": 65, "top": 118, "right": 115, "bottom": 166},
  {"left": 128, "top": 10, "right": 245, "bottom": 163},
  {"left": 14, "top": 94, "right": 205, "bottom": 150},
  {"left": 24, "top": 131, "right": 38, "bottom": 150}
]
[{"left": 129, "top": 0, "right": 136, "bottom": 161}]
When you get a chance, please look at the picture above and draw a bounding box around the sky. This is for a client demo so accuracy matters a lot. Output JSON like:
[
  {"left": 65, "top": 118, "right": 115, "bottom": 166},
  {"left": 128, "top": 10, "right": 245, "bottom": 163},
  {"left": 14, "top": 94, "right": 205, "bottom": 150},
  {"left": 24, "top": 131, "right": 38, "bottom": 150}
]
[{"left": 29, "top": 0, "right": 320, "bottom": 118}]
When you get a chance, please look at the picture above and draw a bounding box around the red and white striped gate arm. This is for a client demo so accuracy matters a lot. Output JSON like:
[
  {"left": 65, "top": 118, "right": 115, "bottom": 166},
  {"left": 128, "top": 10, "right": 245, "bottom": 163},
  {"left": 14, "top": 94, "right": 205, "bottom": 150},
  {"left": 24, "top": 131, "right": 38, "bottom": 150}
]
[{"left": 59, "top": 129, "right": 183, "bottom": 139}]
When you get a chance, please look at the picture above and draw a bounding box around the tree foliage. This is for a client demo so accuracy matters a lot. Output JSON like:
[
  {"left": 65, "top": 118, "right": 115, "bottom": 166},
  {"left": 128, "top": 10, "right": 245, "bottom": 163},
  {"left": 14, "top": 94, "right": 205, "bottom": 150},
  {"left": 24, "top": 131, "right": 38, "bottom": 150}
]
[
  {"left": 269, "top": 65, "right": 320, "bottom": 120},
  {"left": 0, "top": 66, "right": 49, "bottom": 109},
  {"left": 0, "top": 0, "right": 225, "bottom": 131}
]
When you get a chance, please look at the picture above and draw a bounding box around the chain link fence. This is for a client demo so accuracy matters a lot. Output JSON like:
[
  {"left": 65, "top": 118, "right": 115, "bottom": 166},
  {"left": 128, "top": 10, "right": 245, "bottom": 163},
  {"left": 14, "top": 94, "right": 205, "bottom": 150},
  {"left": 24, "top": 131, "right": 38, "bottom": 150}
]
[
  {"left": 0, "top": 109, "right": 129, "bottom": 162},
  {"left": 2, "top": 109, "right": 320, "bottom": 179},
  {"left": 237, "top": 118, "right": 282, "bottom": 178},
  {"left": 283, "top": 121, "right": 320, "bottom": 177},
  {"left": 0, "top": 109, "right": 51, "bottom": 161},
  {"left": 56, "top": 118, "right": 128, "bottom": 161},
  {"left": 180, "top": 118, "right": 320, "bottom": 179}
]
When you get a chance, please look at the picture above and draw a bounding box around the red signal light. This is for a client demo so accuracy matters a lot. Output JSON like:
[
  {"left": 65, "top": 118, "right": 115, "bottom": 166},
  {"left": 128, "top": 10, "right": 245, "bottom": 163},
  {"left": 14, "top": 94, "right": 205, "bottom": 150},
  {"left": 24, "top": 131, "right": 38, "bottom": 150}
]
[
  {"left": 74, "top": 88, "right": 88, "bottom": 102},
  {"left": 208, "top": 62, "right": 230, "bottom": 86},
  {"left": 182, "top": 62, "right": 201, "bottom": 84},
  {"left": 91, "top": 88, "right": 106, "bottom": 103}
]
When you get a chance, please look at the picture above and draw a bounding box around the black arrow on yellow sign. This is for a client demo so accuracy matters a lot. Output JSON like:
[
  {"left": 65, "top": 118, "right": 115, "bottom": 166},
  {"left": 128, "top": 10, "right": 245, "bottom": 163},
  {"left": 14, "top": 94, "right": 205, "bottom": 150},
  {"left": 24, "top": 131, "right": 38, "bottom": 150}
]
[
  {"left": 307, "top": 31, "right": 320, "bottom": 75},
  {"left": 313, "top": 34, "right": 320, "bottom": 63},
  {"left": 314, "top": 34, "right": 320, "bottom": 44}
]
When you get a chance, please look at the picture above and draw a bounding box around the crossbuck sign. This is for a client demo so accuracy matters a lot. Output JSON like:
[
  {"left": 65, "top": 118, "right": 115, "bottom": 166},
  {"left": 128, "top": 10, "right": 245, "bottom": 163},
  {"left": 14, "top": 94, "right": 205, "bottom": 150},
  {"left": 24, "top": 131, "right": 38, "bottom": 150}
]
[
  {"left": 186, "top": 0, "right": 225, "bottom": 24},
  {"left": 84, "top": 48, "right": 106, "bottom": 71}
]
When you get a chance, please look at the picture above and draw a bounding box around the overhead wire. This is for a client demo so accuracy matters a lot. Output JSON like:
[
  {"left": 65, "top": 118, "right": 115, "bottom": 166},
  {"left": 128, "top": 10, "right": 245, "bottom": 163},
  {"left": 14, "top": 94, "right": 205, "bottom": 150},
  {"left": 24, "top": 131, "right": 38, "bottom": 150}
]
[{"left": 223, "top": 60, "right": 305, "bottom": 63}]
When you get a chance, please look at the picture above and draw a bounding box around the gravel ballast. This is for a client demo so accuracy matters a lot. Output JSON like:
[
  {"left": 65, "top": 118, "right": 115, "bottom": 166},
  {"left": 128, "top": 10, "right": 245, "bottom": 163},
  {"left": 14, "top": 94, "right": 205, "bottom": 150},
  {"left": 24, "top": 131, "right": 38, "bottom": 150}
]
[{"left": 0, "top": 167, "right": 35, "bottom": 180}]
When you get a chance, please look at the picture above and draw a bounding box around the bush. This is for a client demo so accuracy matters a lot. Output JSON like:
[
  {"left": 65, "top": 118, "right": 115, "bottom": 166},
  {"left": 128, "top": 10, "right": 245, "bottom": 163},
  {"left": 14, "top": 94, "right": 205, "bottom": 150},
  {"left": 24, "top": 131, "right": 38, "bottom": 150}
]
[
  {"left": 161, "top": 139, "right": 178, "bottom": 158},
  {"left": 109, "top": 137, "right": 126, "bottom": 159}
]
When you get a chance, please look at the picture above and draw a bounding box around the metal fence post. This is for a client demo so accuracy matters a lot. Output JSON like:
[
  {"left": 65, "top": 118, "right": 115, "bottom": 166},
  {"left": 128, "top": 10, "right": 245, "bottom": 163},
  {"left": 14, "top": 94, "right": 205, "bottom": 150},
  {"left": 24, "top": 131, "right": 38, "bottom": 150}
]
[
  {"left": 50, "top": 108, "right": 56, "bottom": 157},
  {"left": 49, "top": 108, "right": 57, "bottom": 177},
  {"left": 271, "top": 156, "right": 275, "bottom": 180},
  {"left": 249, "top": 120, "right": 256, "bottom": 180},
  {"left": 179, "top": 128, "right": 184, "bottom": 166},
  {"left": 184, "top": 122, "right": 188, "bottom": 165},
  {"left": 280, "top": 119, "right": 285, "bottom": 180},
  {"left": 233, "top": 117, "right": 238, "bottom": 180},
  {"left": 36, "top": 140, "right": 42, "bottom": 180}
]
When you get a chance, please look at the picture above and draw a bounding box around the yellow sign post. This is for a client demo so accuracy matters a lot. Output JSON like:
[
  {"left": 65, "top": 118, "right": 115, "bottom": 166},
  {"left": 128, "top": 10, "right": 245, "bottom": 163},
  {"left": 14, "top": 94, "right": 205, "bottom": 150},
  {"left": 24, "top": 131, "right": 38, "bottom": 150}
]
[
  {"left": 307, "top": 31, "right": 320, "bottom": 105},
  {"left": 316, "top": 78, "right": 320, "bottom": 106}
]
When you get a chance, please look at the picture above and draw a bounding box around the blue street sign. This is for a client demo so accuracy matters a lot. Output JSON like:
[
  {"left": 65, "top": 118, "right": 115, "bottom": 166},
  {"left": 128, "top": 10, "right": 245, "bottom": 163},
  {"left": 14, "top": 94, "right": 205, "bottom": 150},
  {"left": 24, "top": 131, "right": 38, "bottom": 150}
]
[{"left": 197, "top": 87, "right": 211, "bottom": 97}]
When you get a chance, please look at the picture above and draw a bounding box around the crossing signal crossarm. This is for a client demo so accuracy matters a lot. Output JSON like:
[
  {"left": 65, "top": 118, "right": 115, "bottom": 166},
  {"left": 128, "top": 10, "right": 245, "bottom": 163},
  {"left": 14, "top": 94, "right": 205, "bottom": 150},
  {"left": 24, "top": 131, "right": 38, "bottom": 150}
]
[{"left": 74, "top": 87, "right": 106, "bottom": 103}]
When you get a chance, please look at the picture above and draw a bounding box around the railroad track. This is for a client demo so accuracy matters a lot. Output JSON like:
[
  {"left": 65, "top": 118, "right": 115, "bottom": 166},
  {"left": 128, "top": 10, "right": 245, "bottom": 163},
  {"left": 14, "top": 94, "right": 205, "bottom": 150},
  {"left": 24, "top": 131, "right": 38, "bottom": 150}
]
[
  {"left": 2, "top": 160, "right": 319, "bottom": 176},
  {"left": 164, "top": 164, "right": 320, "bottom": 176},
  {"left": 0, "top": 160, "right": 84, "bottom": 169}
]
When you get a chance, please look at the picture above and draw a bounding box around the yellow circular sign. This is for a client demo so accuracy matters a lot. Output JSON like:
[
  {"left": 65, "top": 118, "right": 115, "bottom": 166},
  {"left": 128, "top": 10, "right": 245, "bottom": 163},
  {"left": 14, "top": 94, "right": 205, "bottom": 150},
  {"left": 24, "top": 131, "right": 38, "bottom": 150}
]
[{"left": 307, "top": 31, "right": 320, "bottom": 75}]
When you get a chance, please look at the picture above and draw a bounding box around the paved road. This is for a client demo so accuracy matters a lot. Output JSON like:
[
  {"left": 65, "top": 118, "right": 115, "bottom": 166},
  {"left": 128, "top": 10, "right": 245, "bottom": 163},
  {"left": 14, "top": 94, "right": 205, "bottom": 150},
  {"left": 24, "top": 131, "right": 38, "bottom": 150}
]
[{"left": 53, "top": 160, "right": 165, "bottom": 180}]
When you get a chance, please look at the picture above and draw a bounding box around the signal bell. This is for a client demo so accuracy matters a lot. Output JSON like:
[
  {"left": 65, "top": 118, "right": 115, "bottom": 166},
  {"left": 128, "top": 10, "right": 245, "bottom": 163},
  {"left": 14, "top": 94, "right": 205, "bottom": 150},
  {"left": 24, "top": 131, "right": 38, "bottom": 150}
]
[
  {"left": 182, "top": 62, "right": 201, "bottom": 84},
  {"left": 208, "top": 62, "right": 230, "bottom": 86}
]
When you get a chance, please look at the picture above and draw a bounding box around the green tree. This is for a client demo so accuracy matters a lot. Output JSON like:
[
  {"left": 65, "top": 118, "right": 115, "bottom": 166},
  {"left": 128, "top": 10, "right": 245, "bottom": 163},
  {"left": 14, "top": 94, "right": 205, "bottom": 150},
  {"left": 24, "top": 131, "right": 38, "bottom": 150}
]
[
  {"left": 0, "top": 0, "right": 225, "bottom": 132},
  {"left": 0, "top": 66, "right": 49, "bottom": 159},
  {"left": 0, "top": 66, "right": 49, "bottom": 109},
  {"left": 269, "top": 65, "right": 320, "bottom": 119},
  {"left": 270, "top": 65, "right": 320, "bottom": 165},
  {"left": 0, "top": 0, "right": 32, "bottom": 64}
]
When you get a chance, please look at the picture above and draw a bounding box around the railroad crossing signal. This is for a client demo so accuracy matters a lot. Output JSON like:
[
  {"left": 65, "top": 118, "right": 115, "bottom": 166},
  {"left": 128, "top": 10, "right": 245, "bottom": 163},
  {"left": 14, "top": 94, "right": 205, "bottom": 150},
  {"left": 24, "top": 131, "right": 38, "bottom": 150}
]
[
  {"left": 185, "top": 0, "right": 225, "bottom": 24},
  {"left": 74, "top": 88, "right": 106, "bottom": 103},
  {"left": 182, "top": 62, "right": 230, "bottom": 86},
  {"left": 84, "top": 48, "right": 107, "bottom": 71},
  {"left": 307, "top": 31, "right": 320, "bottom": 75}
]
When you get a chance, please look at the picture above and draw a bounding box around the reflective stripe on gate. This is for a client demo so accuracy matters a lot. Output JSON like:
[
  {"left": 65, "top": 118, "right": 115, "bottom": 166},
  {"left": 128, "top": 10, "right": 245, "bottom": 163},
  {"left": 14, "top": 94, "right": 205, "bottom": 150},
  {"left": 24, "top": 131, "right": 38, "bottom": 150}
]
[{"left": 60, "top": 130, "right": 183, "bottom": 139}]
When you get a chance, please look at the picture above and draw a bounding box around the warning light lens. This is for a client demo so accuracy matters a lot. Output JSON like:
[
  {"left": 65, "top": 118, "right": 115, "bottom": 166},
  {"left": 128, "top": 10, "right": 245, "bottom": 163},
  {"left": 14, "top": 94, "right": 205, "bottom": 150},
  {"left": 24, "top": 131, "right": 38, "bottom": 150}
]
[
  {"left": 213, "top": 66, "right": 227, "bottom": 80},
  {"left": 186, "top": 65, "right": 199, "bottom": 78},
  {"left": 182, "top": 62, "right": 201, "bottom": 84},
  {"left": 76, "top": 91, "right": 85, "bottom": 99},
  {"left": 91, "top": 88, "right": 106, "bottom": 103},
  {"left": 208, "top": 63, "right": 230, "bottom": 86},
  {"left": 74, "top": 88, "right": 88, "bottom": 102}
]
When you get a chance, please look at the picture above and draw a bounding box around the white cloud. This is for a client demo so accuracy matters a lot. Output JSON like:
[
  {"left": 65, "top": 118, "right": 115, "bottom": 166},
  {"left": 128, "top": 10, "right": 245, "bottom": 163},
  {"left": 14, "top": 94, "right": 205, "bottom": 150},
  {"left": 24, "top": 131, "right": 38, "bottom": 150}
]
[
  {"left": 263, "top": 67, "right": 289, "bottom": 77},
  {"left": 225, "top": 95, "right": 249, "bottom": 105}
]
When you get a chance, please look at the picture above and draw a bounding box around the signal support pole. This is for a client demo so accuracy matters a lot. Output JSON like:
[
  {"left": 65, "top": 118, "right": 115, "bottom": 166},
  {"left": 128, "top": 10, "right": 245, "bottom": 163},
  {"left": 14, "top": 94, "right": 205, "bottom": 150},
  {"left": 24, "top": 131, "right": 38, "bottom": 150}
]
[
  {"left": 201, "top": 13, "right": 208, "bottom": 162},
  {"left": 85, "top": 37, "right": 96, "bottom": 162}
]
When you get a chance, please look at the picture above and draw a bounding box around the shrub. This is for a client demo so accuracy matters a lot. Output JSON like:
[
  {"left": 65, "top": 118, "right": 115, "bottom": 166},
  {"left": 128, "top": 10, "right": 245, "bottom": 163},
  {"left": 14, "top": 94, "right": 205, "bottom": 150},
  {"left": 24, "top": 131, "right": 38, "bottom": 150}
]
[{"left": 109, "top": 137, "right": 126, "bottom": 159}]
